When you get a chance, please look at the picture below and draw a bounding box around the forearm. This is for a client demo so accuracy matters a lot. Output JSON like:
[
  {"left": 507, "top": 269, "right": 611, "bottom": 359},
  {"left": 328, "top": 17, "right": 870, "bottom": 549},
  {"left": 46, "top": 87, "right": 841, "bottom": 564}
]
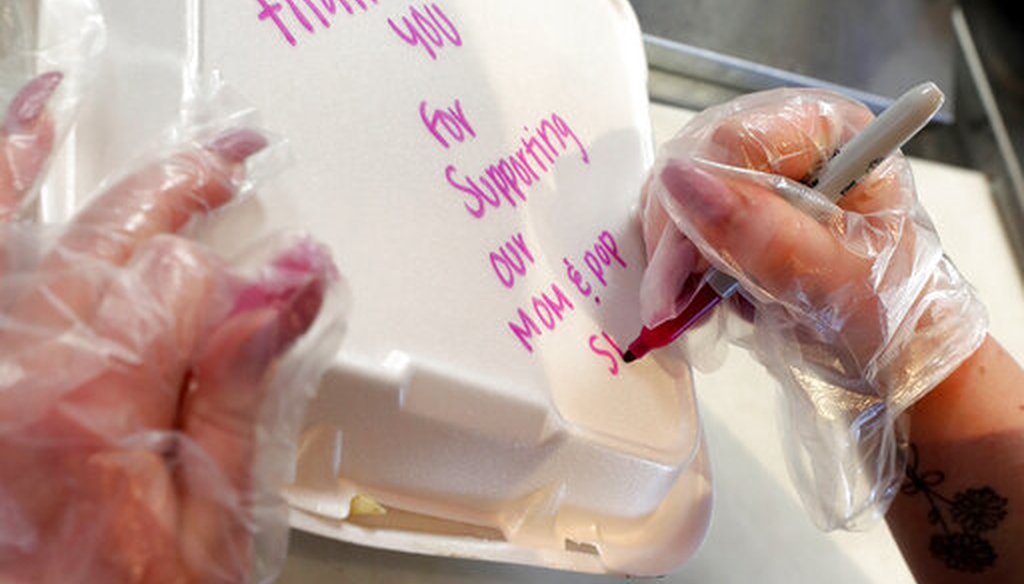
[{"left": 887, "top": 335, "right": 1024, "bottom": 583}]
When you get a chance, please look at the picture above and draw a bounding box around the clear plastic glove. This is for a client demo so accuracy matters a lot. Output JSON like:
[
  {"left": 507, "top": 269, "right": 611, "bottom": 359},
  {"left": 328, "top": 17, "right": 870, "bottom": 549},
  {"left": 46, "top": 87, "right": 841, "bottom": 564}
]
[
  {"left": 0, "top": 73, "right": 345, "bottom": 583},
  {"left": 639, "top": 88, "right": 987, "bottom": 528}
]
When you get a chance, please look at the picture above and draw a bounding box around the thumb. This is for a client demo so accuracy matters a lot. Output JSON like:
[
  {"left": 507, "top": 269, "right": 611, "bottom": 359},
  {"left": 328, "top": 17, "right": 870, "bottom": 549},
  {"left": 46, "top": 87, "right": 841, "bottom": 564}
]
[{"left": 178, "top": 239, "right": 336, "bottom": 580}]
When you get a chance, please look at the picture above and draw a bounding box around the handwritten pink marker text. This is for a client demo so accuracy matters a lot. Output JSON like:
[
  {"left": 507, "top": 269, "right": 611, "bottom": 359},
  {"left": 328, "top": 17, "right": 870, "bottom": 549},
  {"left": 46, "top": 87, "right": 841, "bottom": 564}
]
[{"left": 256, "top": 0, "right": 380, "bottom": 46}]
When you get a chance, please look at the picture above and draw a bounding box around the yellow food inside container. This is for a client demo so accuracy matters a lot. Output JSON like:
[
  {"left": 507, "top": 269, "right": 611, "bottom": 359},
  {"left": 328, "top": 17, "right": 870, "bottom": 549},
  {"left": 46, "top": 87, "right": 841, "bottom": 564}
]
[{"left": 350, "top": 495, "right": 387, "bottom": 517}]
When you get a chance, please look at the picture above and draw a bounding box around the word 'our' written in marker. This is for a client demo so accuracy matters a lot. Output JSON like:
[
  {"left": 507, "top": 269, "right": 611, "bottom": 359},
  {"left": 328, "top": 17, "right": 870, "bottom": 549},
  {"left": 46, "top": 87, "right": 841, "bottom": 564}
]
[
  {"left": 489, "top": 232, "right": 535, "bottom": 289},
  {"left": 255, "top": 0, "right": 381, "bottom": 46}
]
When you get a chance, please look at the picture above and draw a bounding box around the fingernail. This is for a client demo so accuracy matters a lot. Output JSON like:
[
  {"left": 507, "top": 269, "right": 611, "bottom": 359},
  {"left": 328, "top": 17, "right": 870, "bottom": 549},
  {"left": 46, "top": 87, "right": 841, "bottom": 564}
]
[
  {"left": 4, "top": 71, "right": 63, "bottom": 132},
  {"left": 660, "top": 163, "right": 738, "bottom": 225},
  {"left": 205, "top": 129, "right": 269, "bottom": 164},
  {"left": 231, "top": 240, "right": 335, "bottom": 352}
]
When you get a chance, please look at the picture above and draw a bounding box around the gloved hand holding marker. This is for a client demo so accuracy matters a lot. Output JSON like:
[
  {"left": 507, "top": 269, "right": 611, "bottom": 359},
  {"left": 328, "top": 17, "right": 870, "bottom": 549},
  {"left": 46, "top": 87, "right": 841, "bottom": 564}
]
[
  {"left": 625, "top": 82, "right": 944, "bottom": 363},
  {"left": 634, "top": 83, "right": 994, "bottom": 533}
]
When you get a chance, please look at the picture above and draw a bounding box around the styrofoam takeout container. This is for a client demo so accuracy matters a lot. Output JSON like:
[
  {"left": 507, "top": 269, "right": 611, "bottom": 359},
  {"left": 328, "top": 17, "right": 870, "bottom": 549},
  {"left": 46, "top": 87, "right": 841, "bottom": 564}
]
[{"left": 40, "top": 0, "right": 712, "bottom": 575}]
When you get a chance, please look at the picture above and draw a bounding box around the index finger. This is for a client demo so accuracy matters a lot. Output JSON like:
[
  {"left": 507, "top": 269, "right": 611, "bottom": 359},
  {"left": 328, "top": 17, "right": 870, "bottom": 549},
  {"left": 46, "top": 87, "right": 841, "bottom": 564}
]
[
  {"left": 56, "top": 129, "right": 268, "bottom": 266},
  {"left": 657, "top": 162, "right": 872, "bottom": 306},
  {"left": 13, "top": 129, "right": 267, "bottom": 328}
]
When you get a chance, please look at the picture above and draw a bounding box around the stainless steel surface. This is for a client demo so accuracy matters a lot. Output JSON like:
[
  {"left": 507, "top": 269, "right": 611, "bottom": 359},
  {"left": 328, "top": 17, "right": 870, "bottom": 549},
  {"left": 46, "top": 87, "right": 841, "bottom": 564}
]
[
  {"left": 952, "top": 6, "right": 1024, "bottom": 282},
  {"left": 960, "top": 2, "right": 1024, "bottom": 163},
  {"left": 630, "top": 0, "right": 958, "bottom": 122}
]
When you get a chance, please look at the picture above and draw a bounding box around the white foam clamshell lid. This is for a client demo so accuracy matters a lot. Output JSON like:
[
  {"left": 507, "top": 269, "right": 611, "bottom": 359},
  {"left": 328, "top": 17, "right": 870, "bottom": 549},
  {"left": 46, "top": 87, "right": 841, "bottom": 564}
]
[{"left": 41, "top": 0, "right": 712, "bottom": 575}]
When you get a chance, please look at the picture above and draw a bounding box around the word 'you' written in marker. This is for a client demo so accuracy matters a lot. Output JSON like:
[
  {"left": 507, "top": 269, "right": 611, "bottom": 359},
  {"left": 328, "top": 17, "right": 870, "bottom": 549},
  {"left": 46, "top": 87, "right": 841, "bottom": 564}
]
[
  {"left": 256, "top": 0, "right": 461, "bottom": 60},
  {"left": 388, "top": 3, "right": 462, "bottom": 60}
]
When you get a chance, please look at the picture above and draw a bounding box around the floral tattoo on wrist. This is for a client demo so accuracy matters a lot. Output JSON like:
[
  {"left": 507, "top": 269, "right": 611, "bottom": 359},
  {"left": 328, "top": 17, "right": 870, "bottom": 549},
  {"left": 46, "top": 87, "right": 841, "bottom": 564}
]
[{"left": 901, "top": 443, "right": 1009, "bottom": 573}]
